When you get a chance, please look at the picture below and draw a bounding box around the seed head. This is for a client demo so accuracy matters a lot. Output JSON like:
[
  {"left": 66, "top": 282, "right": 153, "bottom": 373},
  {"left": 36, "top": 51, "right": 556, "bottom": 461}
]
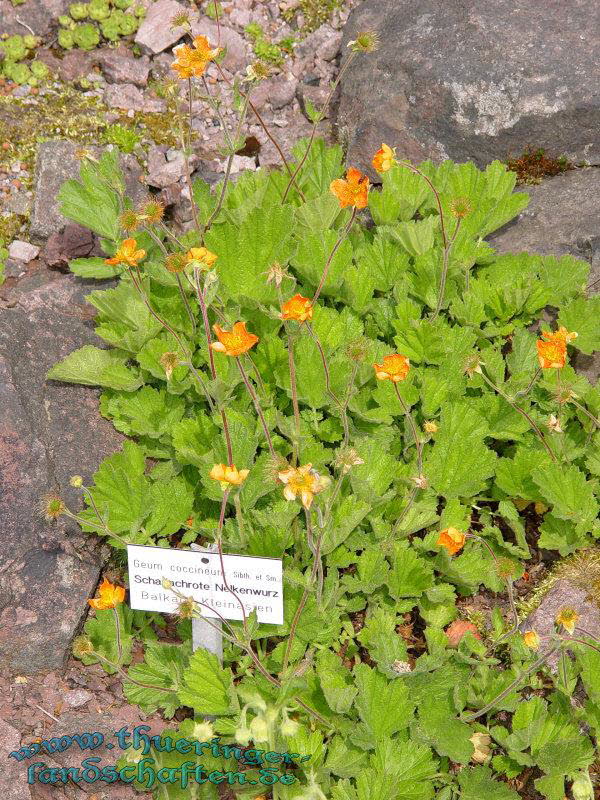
[
  {"left": 424, "top": 420, "right": 438, "bottom": 434},
  {"left": 450, "top": 196, "right": 473, "bottom": 219},
  {"left": 119, "top": 209, "right": 141, "bottom": 233},
  {"left": 347, "top": 30, "right": 380, "bottom": 53},
  {"left": 159, "top": 351, "right": 180, "bottom": 380},
  {"left": 40, "top": 493, "right": 66, "bottom": 521},
  {"left": 170, "top": 11, "right": 190, "bottom": 29},
  {"left": 165, "top": 252, "right": 188, "bottom": 274},
  {"left": 334, "top": 447, "right": 364, "bottom": 475},
  {"left": 265, "top": 261, "right": 289, "bottom": 288},
  {"left": 177, "top": 596, "right": 197, "bottom": 619},
  {"left": 345, "top": 336, "right": 370, "bottom": 362},
  {"left": 496, "top": 557, "right": 519, "bottom": 580},
  {"left": 140, "top": 198, "right": 165, "bottom": 224},
  {"left": 72, "top": 635, "right": 94, "bottom": 658}
]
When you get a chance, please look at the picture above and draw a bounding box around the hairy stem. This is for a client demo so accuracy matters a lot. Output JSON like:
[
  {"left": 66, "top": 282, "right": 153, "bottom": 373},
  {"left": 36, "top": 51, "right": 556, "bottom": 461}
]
[
  {"left": 393, "top": 383, "right": 423, "bottom": 475},
  {"left": 282, "top": 52, "right": 357, "bottom": 203},
  {"left": 480, "top": 369, "right": 557, "bottom": 462},
  {"left": 236, "top": 358, "right": 277, "bottom": 458},
  {"left": 312, "top": 207, "right": 357, "bottom": 304}
]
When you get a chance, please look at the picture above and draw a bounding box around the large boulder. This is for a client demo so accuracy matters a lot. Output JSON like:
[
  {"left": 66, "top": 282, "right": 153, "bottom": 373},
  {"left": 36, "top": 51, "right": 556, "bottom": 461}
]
[
  {"left": 337, "top": 0, "right": 600, "bottom": 173},
  {"left": 0, "top": 273, "right": 123, "bottom": 676},
  {"left": 489, "top": 168, "right": 600, "bottom": 265}
]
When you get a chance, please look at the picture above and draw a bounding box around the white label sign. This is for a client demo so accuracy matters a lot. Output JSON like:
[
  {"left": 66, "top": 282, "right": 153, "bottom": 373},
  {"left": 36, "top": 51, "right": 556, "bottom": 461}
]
[{"left": 127, "top": 544, "right": 283, "bottom": 625}]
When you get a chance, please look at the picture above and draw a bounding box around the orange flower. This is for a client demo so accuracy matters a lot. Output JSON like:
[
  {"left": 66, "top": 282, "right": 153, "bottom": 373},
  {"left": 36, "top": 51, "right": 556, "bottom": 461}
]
[
  {"left": 523, "top": 631, "right": 540, "bottom": 650},
  {"left": 536, "top": 337, "right": 566, "bottom": 369},
  {"left": 330, "top": 167, "right": 369, "bottom": 209},
  {"left": 556, "top": 608, "right": 579, "bottom": 635},
  {"left": 536, "top": 326, "right": 576, "bottom": 370},
  {"left": 209, "top": 463, "right": 250, "bottom": 491},
  {"left": 105, "top": 238, "right": 146, "bottom": 267},
  {"left": 372, "top": 143, "right": 395, "bottom": 173},
  {"left": 210, "top": 322, "right": 259, "bottom": 356},
  {"left": 373, "top": 353, "right": 410, "bottom": 382},
  {"left": 171, "top": 35, "right": 220, "bottom": 79},
  {"left": 437, "top": 527, "right": 467, "bottom": 556},
  {"left": 88, "top": 579, "right": 125, "bottom": 610},
  {"left": 278, "top": 464, "right": 331, "bottom": 509},
  {"left": 280, "top": 294, "right": 314, "bottom": 323},
  {"left": 552, "top": 326, "right": 578, "bottom": 345},
  {"left": 186, "top": 246, "right": 218, "bottom": 269}
]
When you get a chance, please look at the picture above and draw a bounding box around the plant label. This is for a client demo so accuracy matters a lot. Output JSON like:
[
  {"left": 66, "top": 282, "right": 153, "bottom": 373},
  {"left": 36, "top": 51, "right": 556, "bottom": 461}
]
[{"left": 127, "top": 544, "right": 283, "bottom": 624}]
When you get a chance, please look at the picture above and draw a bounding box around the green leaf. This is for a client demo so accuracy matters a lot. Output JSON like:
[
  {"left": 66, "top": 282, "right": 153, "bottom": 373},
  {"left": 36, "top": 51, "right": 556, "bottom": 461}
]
[
  {"left": 58, "top": 150, "right": 121, "bottom": 240},
  {"left": 204, "top": 205, "right": 294, "bottom": 303},
  {"left": 145, "top": 476, "right": 194, "bottom": 537},
  {"left": 353, "top": 663, "right": 415, "bottom": 743},
  {"left": 86, "top": 441, "right": 150, "bottom": 533},
  {"left": 386, "top": 541, "right": 434, "bottom": 599},
  {"left": 558, "top": 296, "right": 600, "bottom": 354},
  {"left": 101, "top": 386, "right": 185, "bottom": 438},
  {"left": 178, "top": 648, "right": 235, "bottom": 715},
  {"left": 321, "top": 495, "right": 371, "bottom": 554},
  {"left": 532, "top": 462, "right": 598, "bottom": 528},
  {"left": 416, "top": 700, "right": 474, "bottom": 764},
  {"left": 425, "top": 401, "right": 497, "bottom": 497},
  {"left": 316, "top": 650, "right": 357, "bottom": 714},
  {"left": 390, "top": 216, "right": 438, "bottom": 256},
  {"left": 457, "top": 766, "right": 520, "bottom": 800},
  {"left": 47, "top": 345, "right": 142, "bottom": 391},
  {"left": 69, "top": 257, "right": 118, "bottom": 279},
  {"left": 123, "top": 642, "right": 189, "bottom": 717}
]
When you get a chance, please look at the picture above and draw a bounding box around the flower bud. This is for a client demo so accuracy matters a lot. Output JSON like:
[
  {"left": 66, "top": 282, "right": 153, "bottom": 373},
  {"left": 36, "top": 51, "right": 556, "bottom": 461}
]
[
  {"left": 69, "top": 475, "right": 84, "bottom": 487},
  {"left": 234, "top": 726, "right": 252, "bottom": 746},
  {"left": 192, "top": 721, "right": 214, "bottom": 741},
  {"left": 279, "top": 717, "right": 299, "bottom": 737},
  {"left": 571, "top": 771, "right": 593, "bottom": 800},
  {"left": 161, "top": 578, "right": 174, "bottom": 590},
  {"left": 249, "top": 715, "right": 269, "bottom": 742}
]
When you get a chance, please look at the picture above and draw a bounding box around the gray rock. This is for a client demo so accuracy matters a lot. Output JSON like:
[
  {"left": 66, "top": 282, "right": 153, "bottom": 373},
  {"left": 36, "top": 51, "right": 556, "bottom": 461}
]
[
  {"left": 97, "top": 45, "right": 151, "bottom": 87},
  {"left": 488, "top": 169, "right": 600, "bottom": 264},
  {"left": 30, "top": 140, "right": 146, "bottom": 242},
  {"left": 146, "top": 146, "right": 196, "bottom": 188},
  {"left": 0, "top": 719, "right": 31, "bottom": 800},
  {"left": 8, "top": 240, "right": 40, "bottom": 263},
  {"left": 251, "top": 75, "right": 298, "bottom": 111},
  {"left": 0, "top": 274, "right": 124, "bottom": 676},
  {"left": 0, "top": 0, "right": 69, "bottom": 36},
  {"left": 104, "top": 82, "right": 144, "bottom": 110},
  {"left": 191, "top": 18, "right": 249, "bottom": 72},
  {"left": 338, "top": 0, "right": 600, "bottom": 173},
  {"left": 520, "top": 579, "right": 600, "bottom": 668},
  {"left": 134, "top": 0, "right": 188, "bottom": 54}
]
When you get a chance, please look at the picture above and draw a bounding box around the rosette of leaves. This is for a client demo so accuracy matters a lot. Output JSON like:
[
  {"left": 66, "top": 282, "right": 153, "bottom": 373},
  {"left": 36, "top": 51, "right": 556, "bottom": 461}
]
[{"left": 50, "top": 143, "right": 600, "bottom": 800}]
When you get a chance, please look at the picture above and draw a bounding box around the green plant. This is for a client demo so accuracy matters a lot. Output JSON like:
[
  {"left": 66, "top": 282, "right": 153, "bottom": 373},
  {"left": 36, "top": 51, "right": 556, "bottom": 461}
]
[
  {"left": 282, "top": 0, "right": 343, "bottom": 33},
  {"left": 46, "top": 32, "right": 600, "bottom": 800},
  {"left": 244, "top": 22, "right": 294, "bottom": 66},
  {"left": 102, "top": 123, "right": 141, "bottom": 153},
  {"left": 72, "top": 22, "right": 101, "bottom": 49},
  {"left": 69, "top": 1, "right": 89, "bottom": 19}
]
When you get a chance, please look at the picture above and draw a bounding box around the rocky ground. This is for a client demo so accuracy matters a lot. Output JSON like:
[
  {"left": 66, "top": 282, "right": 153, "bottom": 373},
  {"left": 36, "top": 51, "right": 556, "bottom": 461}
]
[{"left": 1, "top": 0, "right": 599, "bottom": 798}]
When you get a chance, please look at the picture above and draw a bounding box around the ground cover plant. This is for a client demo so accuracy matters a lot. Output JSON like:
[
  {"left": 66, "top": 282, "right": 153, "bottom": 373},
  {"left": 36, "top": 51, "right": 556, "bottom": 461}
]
[{"left": 44, "top": 21, "right": 600, "bottom": 800}]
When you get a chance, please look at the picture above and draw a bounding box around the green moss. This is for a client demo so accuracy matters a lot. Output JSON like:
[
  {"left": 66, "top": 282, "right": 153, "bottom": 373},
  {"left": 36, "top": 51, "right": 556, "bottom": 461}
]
[
  {"left": 282, "top": 0, "right": 343, "bottom": 32},
  {"left": 0, "top": 85, "right": 178, "bottom": 237}
]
